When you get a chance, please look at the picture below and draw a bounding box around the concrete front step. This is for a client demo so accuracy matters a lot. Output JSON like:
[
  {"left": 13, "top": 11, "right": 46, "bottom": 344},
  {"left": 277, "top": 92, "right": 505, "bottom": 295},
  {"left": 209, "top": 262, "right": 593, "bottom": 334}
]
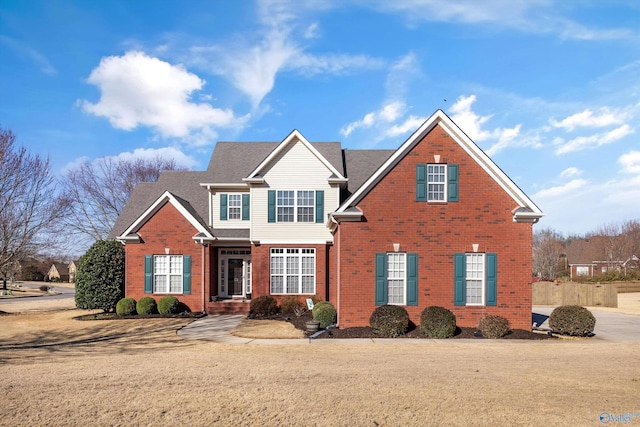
[{"left": 206, "top": 300, "right": 251, "bottom": 315}]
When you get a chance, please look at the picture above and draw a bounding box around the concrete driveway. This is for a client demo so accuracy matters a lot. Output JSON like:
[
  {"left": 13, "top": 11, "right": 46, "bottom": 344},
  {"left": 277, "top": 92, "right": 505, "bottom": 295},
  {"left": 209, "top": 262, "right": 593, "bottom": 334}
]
[{"left": 533, "top": 305, "right": 640, "bottom": 342}]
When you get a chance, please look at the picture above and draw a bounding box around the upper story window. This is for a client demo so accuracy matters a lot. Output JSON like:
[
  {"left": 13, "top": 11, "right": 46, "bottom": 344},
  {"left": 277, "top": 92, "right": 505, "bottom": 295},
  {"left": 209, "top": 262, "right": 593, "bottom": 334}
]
[
  {"left": 416, "top": 164, "right": 458, "bottom": 203},
  {"left": 276, "top": 190, "right": 315, "bottom": 223},
  {"left": 228, "top": 194, "right": 241, "bottom": 220},
  {"left": 219, "top": 193, "right": 249, "bottom": 221},
  {"left": 427, "top": 164, "right": 446, "bottom": 201},
  {"left": 268, "top": 190, "right": 324, "bottom": 224}
]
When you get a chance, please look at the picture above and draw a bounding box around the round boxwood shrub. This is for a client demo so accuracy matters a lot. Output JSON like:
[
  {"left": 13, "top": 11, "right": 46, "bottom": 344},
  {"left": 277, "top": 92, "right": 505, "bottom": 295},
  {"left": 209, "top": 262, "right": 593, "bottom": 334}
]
[
  {"left": 369, "top": 305, "right": 409, "bottom": 337},
  {"left": 549, "top": 305, "right": 596, "bottom": 336},
  {"left": 136, "top": 297, "right": 157, "bottom": 315},
  {"left": 250, "top": 295, "right": 278, "bottom": 316},
  {"left": 312, "top": 301, "right": 337, "bottom": 328},
  {"left": 420, "top": 306, "right": 456, "bottom": 338},
  {"left": 280, "top": 295, "right": 305, "bottom": 314},
  {"left": 157, "top": 296, "right": 180, "bottom": 315},
  {"left": 74, "top": 239, "right": 125, "bottom": 313},
  {"left": 116, "top": 297, "right": 137, "bottom": 316},
  {"left": 478, "top": 315, "right": 510, "bottom": 339}
]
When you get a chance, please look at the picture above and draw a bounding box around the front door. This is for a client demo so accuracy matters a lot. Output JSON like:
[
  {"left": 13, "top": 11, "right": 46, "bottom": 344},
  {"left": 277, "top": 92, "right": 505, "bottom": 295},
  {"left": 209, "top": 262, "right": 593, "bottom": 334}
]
[{"left": 218, "top": 250, "right": 252, "bottom": 298}]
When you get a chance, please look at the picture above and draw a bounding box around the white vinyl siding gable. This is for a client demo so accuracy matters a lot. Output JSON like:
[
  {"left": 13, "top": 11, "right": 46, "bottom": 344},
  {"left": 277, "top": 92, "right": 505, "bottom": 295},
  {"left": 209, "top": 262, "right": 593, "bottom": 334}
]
[{"left": 252, "top": 139, "right": 339, "bottom": 243}]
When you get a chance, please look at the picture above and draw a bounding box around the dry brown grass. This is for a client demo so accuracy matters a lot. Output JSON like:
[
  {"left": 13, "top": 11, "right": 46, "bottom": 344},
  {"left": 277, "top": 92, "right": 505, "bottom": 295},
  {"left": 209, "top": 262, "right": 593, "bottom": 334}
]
[
  {"left": 1, "top": 310, "right": 639, "bottom": 426},
  {"left": 231, "top": 319, "right": 304, "bottom": 339}
]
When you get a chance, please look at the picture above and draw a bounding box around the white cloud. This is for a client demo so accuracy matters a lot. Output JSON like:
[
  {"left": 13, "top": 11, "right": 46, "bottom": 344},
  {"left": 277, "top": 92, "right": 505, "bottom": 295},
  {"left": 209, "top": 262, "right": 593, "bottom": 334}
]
[
  {"left": 449, "top": 95, "right": 523, "bottom": 155},
  {"left": 533, "top": 178, "right": 588, "bottom": 199},
  {"left": 304, "top": 22, "right": 321, "bottom": 39},
  {"left": 187, "top": 1, "right": 382, "bottom": 108},
  {"left": 365, "top": 1, "right": 632, "bottom": 41},
  {"left": 340, "top": 101, "right": 406, "bottom": 137},
  {"left": 449, "top": 95, "right": 493, "bottom": 141},
  {"left": 112, "top": 147, "right": 198, "bottom": 169},
  {"left": 619, "top": 150, "right": 640, "bottom": 175},
  {"left": 80, "top": 51, "right": 245, "bottom": 144},
  {"left": 385, "top": 115, "right": 428, "bottom": 137},
  {"left": 554, "top": 124, "right": 634, "bottom": 155},
  {"left": 550, "top": 108, "right": 624, "bottom": 131},
  {"left": 559, "top": 167, "right": 581, "bottom": 178}
]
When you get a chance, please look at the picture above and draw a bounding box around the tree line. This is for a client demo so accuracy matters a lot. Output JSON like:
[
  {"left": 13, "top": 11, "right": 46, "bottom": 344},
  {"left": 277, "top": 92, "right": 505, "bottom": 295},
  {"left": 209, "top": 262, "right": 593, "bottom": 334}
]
[
  {"left": 533, "top": 220, "right": 640, "bottom": 280},
  {"left": 0, "top": 126, "right": 182, "bottom": 288}
]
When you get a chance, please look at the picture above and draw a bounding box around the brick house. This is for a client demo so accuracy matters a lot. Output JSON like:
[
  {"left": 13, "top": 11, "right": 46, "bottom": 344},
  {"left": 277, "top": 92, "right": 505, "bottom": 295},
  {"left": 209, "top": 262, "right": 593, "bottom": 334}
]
[{"left": 110, "top": 110, "right": 543, "bottom": 329}]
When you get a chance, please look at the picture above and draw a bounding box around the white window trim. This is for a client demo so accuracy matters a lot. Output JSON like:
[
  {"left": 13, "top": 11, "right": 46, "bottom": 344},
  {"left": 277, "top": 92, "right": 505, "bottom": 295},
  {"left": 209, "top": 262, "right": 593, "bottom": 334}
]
[
  {"left": 270, "top": 248, "right": 316, "bottom": 294},
  {"left": 153, "top": 254, "right": 183, "bottom": 294},
  {"left": 276, "top": 190, "right": 315, "bottom": 223},
  {"left": 387, "top": 252, "right": 407, "bottom": 306},
  {"left": 427, "top": 164, "right": 447, "bottom": 202},
  {"left": 228, "top": 194, "right": 242, "bottom": 220},
  {"left": 465, "top": 253, "right": 485, "bottom": 306}
]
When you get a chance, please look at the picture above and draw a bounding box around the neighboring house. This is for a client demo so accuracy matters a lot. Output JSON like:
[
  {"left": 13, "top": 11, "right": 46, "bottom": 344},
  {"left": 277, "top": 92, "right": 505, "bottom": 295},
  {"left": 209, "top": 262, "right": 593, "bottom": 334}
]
[
  {"left": 68, "top": 260, "right": 79, "bottom": 283},
  {"left": 565, "top": 237, "right": 639, "bottom": 279},
  {"left": 110, "top": 110, "right": 543, "bottom": 329},
  {"left": 47, "top": 262, "right": 70, "bottom": 282}
]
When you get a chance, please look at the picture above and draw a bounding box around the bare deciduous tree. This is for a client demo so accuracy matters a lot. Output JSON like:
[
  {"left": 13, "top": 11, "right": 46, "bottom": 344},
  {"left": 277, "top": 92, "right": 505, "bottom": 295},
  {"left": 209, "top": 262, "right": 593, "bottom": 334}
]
[
  {"left": 61, "top": 156, "right": 185, "bottom": 242},
  {"left": 533, "top": 228, "right": 565, "bottom": 280},
  {"left": 0, "top": 127, "right": 68, "bottom": 289}
]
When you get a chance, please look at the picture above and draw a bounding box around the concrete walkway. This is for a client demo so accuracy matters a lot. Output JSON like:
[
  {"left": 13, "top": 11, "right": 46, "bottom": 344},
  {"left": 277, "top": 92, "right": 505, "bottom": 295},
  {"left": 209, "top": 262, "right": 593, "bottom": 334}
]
[{"left": 177, "top": 315, "right": 308, "bottom": 345}]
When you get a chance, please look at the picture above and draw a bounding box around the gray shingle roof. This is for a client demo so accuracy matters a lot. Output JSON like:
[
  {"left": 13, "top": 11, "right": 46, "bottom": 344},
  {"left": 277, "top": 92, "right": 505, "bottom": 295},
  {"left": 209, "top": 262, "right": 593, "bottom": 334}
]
[{"left": 110, "top": 140, "right": 392, "bottom": 240}]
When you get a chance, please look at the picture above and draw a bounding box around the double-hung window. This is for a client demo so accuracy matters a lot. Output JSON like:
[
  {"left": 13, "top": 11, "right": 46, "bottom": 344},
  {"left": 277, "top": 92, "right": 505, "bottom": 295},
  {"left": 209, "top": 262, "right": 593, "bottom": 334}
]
[
  {"left": 416, "top": 164, "right": 458, "bottom": 202},
  {"left": 427, "top": 164, "right": 446, "bottom": 201},
  {"left": 454, "top": 252, "right": 497, "bottom": 306},
  {"left": 276, "top": 191, "right": 315, "bottom": 222},
  {"left": 268, "top": 190, "right": 324, "bottom": 224},
  {"left": 228, "top": 194, "right": 241, "bottom": 220},
  {"left": 144, "top": 255, "right": 191, "bottom": 295},
  {"left": 154, "top": 255, "right": 184, "bottom": 294},
  {"left": 375, "top": 252, "right": 418, "bottom": 306},
  {"left": 270, "top": 248, "right": 316, "bottom": 294}
]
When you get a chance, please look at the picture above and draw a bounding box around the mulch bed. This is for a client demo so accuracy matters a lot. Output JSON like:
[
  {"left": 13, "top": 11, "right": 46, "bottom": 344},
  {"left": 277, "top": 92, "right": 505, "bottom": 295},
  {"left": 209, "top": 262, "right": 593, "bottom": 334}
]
[
  {"left": 254, "top": 312, "right": 554, "bottom": 340},
  {"left": 74, "top": 312, "right": 206, "bottom": 321}
]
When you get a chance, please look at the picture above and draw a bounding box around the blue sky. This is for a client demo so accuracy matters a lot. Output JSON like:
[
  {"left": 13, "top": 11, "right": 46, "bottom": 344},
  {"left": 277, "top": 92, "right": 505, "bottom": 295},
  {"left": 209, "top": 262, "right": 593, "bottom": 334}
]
[{"left": 1, "top": 0, "right": 639, "bottom": 236}]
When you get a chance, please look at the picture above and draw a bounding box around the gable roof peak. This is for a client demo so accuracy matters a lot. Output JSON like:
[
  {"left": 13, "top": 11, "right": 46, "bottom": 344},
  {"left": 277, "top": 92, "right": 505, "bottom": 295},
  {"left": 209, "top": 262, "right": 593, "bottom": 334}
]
[{"left": 245, "top": 129, "right": 347, "bottom": 182}]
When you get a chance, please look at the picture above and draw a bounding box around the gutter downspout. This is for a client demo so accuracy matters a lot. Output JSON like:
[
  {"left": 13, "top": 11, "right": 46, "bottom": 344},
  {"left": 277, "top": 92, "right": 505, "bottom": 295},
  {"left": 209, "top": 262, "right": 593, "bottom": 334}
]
[
  {"left": 202, "top": 243, "right": 206, "bottom": 313},
  {"left": 330, "top": 215, "right": 341, "bottom": 327}
]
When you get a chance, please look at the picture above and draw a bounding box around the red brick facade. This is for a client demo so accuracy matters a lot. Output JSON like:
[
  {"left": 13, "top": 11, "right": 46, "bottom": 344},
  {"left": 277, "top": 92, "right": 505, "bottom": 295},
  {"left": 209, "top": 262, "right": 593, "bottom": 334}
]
[
  {"left": 334, "top": 124, "right": 534, "bottom": 329},
  {"left": 124, "top": 202, "right": 209, "bottom": 312},
  {"left": 121, "top": 117, "right": 537, "bottom": 330}
]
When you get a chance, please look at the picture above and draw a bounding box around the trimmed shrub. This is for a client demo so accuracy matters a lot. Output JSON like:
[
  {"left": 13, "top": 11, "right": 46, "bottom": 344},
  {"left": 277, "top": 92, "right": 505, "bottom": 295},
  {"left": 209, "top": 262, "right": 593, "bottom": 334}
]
[
  {"left": 420, "top": 306, "right": 456, "bottom": 338},
  {"left": 312, "top": 301, "right": 337, "bottom": 328},
  {"left": 250, "top": 295, "right": 278, "bottom": 316},
  {"left": 74, "top": 239, "right": 125, "bottom": 313},
  {"left": 39, "top": 285, "right": 50, "bottom": 292},
  {"left": 280, "top": 295, "right": 305, "bottom": 314},
  {"left": 549, "top": 305, "right": 596, "bottom": 336},
  {"left": 116, "top": 298, "right": 137, "bottom": 316},
  {"left": 158, "top": 296, "right": 180, "bottom": 315},
  {"left": 136, "top": 297, "right": 157, "bottom": 315},
  {"left": 369, "top": 305, "right": 409, "bottom": 337},
  {"left": 478, "top": 315, "right": 510, "bottom": 339}
]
